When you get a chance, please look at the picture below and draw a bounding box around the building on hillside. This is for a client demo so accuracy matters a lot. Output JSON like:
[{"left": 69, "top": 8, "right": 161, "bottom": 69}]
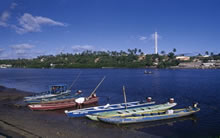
[
  {"left": 138, "top": 55, "right": 145, "bottom": 61},
  {"left": 202, "top": 63, "right": 215, "bottom": 68},
  {"left": 203, "top": 55, "right": 210, "bottom": 58},
  {"left": 50, "top": 63, "right": 55, "bottom": 67},
  {"left": 40, "top": 58, "right": 45, "bottom": 62},
  {"left": 176, "top": 56, "right": 190, "bottom": 61},
  {"left": 178, "top": 62, "right": 202, "bottom": 68},
  {"left": 0, "top": 64, "right": 12, "bottom": 68},
  {"left": 215, "top": 63, "right": 220, "bottom": 68},
  {"left": 94, "top": 57, "right": 100, "bottom": 63},
  {"left": 192, "top": 58, "right": 201, "bottom": 62}
]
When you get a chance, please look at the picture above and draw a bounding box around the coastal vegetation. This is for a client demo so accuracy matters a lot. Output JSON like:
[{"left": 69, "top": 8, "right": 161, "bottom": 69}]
[{"left": 0, "top": 48, "right": 219, "bottom": 69}]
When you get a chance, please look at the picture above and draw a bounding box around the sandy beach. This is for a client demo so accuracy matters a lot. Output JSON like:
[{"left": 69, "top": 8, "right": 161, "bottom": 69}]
[{"left": 0, "top": 85, "right": 160, "bottom": 138}]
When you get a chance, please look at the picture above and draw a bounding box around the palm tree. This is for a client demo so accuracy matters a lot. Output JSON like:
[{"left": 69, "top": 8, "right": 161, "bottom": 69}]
[
  {"left": 138, "top": 49, "right": 142, "bottom": 55},
  {"left": 128, "top": 49, "right": 132, "bottom": 55},
  {"left": 161, "top": 51, "right": 165, "bottom": 55},
  {"left": 134, "top": 48, "right": 138, "bottom": 55},
  {"left": 205, "top": 51, "right": 209, "bottom": 55}
]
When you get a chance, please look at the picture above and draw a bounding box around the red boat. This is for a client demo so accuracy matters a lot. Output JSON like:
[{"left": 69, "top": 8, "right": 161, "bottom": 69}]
[
  {"left": 28, "top": 76, "right": 105, "bottom": 111},
  {"left": 28, "top": 97, "right": 99, "bottom": 111}
]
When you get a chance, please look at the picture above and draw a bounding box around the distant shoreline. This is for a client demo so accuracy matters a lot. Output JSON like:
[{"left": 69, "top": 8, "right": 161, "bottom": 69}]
[{"left": 0, "top": 66, "right": 220, "bottom": 69}]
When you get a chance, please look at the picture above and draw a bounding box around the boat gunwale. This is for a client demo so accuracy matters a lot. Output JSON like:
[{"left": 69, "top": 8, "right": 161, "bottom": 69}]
[
  {"left": 98, "top": 107, "right": 200, "bottom": 120},
  {"left": 92, "top": 102, "right": 177, "bottom": 117},
  {"left": 65, "top": 101, "right": 155, "bottom": 114}
]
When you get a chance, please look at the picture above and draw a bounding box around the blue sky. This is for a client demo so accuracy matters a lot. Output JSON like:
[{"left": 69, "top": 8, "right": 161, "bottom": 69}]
[{"left": 0, "top": 0, "right": 220, "bottom": 59}]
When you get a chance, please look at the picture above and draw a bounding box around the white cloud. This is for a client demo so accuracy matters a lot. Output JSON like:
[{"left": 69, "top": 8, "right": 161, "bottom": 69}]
[
  {"left": 139, "top": 36, "right": 147, "bottom": 41},
  {"left": 0, "top": 43, "right": 46, "bottom": 59},
  {"left": 0, "top": 11, "right": 10, "bottom": 27},
  {"left": 0, "top": 3, "right": 67, "bottom": 34},
  {"left": 11, "top": 43, "right": 35, "bottom": 50},
  {"left": 100, "top": 48, "right": 108, "bottom": 51},
  {"left": 0, "top": 48, "right": 4, "bottom": 53},
  {"left": 14, "top": 13, "right": 67, "bottom": 34},
  {"left": 10, "top": 2, "right": 17, "bottom": 9},
  {"left": 1, "top": 11, "right": 10, "bottom": 22},
  {"left": 138, "top": 33, "right": 162, "bottom": 42},
  {"left": 0, "top": 49, "right": 7, "bottom": 59},
  {"left": 0, "top": 21, "right": 8, "bottom": 27},
  {"left": 72, "top": 45, "right": 95, "bottom": 53},
  {"left": 0, "top": 2, "right": 17, "bottom": 27},
  {"left": 10, "top": 43, "right": 35, "bottom": 55}
]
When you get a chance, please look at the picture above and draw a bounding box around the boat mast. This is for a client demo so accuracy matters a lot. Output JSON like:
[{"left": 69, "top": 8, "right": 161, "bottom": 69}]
[
  {"left": 68, "top": 72, "right": 81, "bottom": 90},
  {"left": 89, "top": 76, "right": 106, "bottom": 97},
  {"left": 123, "top": 85, "right": 127, "bottom": 109}
]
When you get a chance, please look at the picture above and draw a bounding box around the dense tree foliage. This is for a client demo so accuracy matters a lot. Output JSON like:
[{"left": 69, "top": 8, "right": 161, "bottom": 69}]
[{"left": 1, "top": 48, "right": 218, "bottom": 69}]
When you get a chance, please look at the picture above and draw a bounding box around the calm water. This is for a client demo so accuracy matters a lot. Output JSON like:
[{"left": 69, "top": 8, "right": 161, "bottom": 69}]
[{"left": 0, "top": 68, "right": 220, "bottom": 137}]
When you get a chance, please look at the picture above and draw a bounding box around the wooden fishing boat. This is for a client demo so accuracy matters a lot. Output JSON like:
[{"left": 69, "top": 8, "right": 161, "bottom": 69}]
[
  {"left": 86, "top": 102, "right": 177, "bottom": 121},
  {"left": 25, "top": 91, "right": 83, "bottom": 104},
  {"left": 28, "top": 100, "right": 76, "bottom": 111},
  {"left": 28, "top": 97, "right": 98, "bottom": 111},
  {"left": 24, "top": 84, "right": 71, "bottom": 103},
  {"left": 65, "top": 101, "right": 156, "bottom": 117},
  {"left": 25, "top": 73, "right": 81, "bottom": 103},
  {"left": 29, "top": 76, "right": 105, "bottom": 111},
  {"left": 97, "top": 104, "right": 200, "bottom": 125},
  {"left": 65, "top": 86, "right": 156, "bottom": 118}
]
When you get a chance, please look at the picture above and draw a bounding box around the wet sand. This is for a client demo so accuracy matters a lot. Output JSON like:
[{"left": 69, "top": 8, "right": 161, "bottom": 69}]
[{"left": 0, "top": 86, "right": 160, "bottom": 138}]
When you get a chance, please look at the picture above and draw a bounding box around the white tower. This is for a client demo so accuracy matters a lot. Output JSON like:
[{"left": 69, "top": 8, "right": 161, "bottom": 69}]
[{"left": 154, "top": 32, "right": 158, "bottom": 54}]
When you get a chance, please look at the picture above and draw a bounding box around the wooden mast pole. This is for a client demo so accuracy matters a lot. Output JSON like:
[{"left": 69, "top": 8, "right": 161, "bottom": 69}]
[
  {"left": 123, "top": 85, "right": 127, "bottom": 109},
  {"left": 68, "top": 72, "right": 81, "bottom": 90},
  {"left": 89, "top": 76, "right": 106, "bottom": 97}
]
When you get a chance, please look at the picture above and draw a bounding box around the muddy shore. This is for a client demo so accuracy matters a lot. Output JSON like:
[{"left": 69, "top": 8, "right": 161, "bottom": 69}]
[{"left": 0, "top": 86, "right": 160, "bottom": 138}]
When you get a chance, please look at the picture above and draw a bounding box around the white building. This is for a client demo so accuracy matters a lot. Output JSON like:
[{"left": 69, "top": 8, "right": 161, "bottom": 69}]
[
  {"left": 203, "top": 55, "right": 210, "bottom": 58},
  {"left": 202, "top": 63, "right": 215, "bottom": 67},
  {"left": 176, "top": 56, "right": 190, "bottom": 61},
  {"left": 0, "top": 64, "right": 12, "bottom": 68}
]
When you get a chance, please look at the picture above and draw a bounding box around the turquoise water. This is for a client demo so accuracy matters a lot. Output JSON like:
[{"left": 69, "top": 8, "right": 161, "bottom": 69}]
[{"left": 0, "top": 68, "right": 220, "bottom": 137}]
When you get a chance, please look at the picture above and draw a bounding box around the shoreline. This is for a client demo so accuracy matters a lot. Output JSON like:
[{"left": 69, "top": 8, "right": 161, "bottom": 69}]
[
  {"left": 0, "top": 85, "right": 160, "bottom": 138},
  {"left": 1, "top": 67, "right": 220, "bottom": 69},
  {"left": 0, "top": 86, "right": 33, "bottom": 138}
]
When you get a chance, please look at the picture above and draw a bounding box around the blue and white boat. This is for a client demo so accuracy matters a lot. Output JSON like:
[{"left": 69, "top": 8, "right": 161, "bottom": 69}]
[
  {"left": 24, "top": 84, "right": 71, "bottom": 103},
  {"left": 65, "top": 101, "right": 155, "bottom": 117},
  {"left": 97, "top": 103, "right": 200, "bottom": 125}
]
